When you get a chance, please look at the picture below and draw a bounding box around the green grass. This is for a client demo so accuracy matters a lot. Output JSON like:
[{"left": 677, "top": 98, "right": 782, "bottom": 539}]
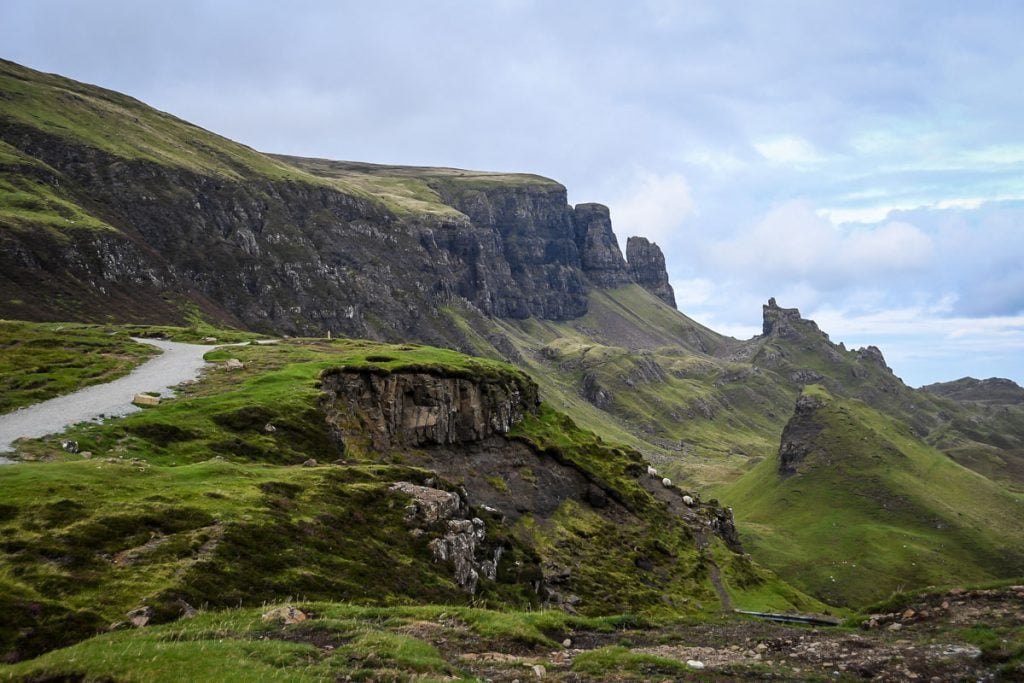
[
  {"left": 715, "top": 386, "right": 1024, "bottom": 607},
  {"left": 0, "top": 320, "right": 158, "bottom": 413},
  {"left": 0, "top": 602, "right": 640, "bottom": 681},
  {"left": 572, "top": 645, "right": 696, "bottom": 678}
]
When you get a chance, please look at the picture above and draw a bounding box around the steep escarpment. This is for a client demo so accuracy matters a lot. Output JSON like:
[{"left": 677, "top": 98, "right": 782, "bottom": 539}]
[
  {"left": 0, "top": 59, "right": 676, "bottom": 340},
  {"left": 626, "top": 236, "right": 677, "bottom": 307}
]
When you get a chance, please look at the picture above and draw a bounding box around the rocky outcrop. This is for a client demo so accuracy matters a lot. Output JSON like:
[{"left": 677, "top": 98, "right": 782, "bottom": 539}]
[
  {"left": 626, "top": 237, "right": 676, "bottom": 308},
  {"left": 762, "top": 298, "right": 826, "bottom": 340},
  {"left": 573, "top": 203, "right": 632, "bottom": 287},
  {"left": 320, "top": 367, "right": 539, "bottom": 452},
  {"left": 777, "top": 392, "right": 828, "bottom": 477}
]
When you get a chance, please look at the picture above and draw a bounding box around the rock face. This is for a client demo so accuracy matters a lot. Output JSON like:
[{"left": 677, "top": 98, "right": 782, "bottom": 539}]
[
  {"left": 573, "top": 203, "right": 632, "bottom": 288},
  {"left": 777, "top": 392, "right": 828, "bottom": 477},
  {"left": 0, "top": 61, "right": 677, "bottom": 339},
  {"left": 626, "top": 237, "right": 676, "bottom": 308},
  {"left": 320, "top": 367, "right": 539, "bottom": 452},
  {"left": 762, "top": 297, "right": 826, "bottom": 340}
]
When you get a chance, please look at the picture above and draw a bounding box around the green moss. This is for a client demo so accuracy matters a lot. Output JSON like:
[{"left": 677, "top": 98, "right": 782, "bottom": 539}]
[{"left": 0, "top": 320, "right": 158, "bottom": 413}]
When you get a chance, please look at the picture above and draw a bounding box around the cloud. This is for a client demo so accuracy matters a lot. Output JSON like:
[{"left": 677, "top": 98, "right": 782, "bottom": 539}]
[
  {"left": 753, "top": 136, "right": 824, "bottom": 165},
  {"left": 705, "top": 201, "right": 933, "bottom": 288},
  {"left": 608, "top": 171, "right": 695, "bottom": 245}
]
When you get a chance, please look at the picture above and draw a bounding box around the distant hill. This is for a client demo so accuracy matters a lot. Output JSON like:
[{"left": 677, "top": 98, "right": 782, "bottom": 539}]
[{"left": 717, "top": 385, "right": 1024, "bottom": 606}]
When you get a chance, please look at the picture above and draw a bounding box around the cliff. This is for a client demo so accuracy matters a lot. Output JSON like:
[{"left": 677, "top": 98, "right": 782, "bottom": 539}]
[
  {"left": 0, "top": 59, "right": 676, "bottom": 340},
  {"left": 626, "top": 236, "right": 676, "bottom": 307}
]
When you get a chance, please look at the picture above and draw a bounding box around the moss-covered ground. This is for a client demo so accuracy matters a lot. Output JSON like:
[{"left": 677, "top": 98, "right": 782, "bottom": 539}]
[{"left": 0, "top": 321, "right": 158, "bottom": 414}]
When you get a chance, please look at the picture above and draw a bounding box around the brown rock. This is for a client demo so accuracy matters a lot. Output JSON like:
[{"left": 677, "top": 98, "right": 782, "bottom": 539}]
[
  {"left": 132, "top": 393, "right": 160, "bottom": 406},
  {"left": 261, "top": 605, "right": 306, "bottom": 625}
]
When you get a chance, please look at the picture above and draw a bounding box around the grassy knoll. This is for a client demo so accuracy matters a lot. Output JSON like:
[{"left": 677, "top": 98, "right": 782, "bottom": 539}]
[
  {"left": 715, "top": 386, "right": 1024, "bottom": 607},
  {"left": 0, "top": 321, "right": 158, "bottom": 414}
]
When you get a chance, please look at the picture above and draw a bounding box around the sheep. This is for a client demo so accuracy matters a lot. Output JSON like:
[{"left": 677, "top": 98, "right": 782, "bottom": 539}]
[
  {"left": 661, "top": 477, "right": 672, "bottom": 487},
  {"left": 682, "top": 495, "right": 695, "bottom": 506},
  {"left": 647, "top": 465, "right": 658, "bottom": 477}
]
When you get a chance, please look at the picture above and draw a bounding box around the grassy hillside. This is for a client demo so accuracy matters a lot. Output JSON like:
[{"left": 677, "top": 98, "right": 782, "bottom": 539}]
[
  {"left": 0, "top": 321, "right": 819, "bottom": 664},
  {"left": 715, "top": 385, "right": 1024, "bottom": 606}
]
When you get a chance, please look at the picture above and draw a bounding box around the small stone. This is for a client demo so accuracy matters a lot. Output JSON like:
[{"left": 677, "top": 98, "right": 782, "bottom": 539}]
[
  {"left": 261, "top": 605, "right": 306, "bottom": 625},
  {"left": 203, "top": 336, "right": 217, "bottom": 343},
  {"left": 531, "top": 663, "right": 546, "bottom": 678},
  {"left": 132, "top": 393, "right": 160, "bottom": 406},
  {"left": 562, "top": 638, "right": 572, "bottom": 648},
  {"left": 941, "top": 601, "right": 950, "bottom": 610},
  {"left": 126, "top": 606, "right": 152, "bottom": 628},
  {"left": 686, "top": 660, "right": 705, "bottom": 670},
  {"left": 756, "top": 643, "right": 769, "bottom": 653},
  {"left": 902, "top": 608, "right": 915, "bottom": 620},
  {"left": 223, "top": 358, "right": 244, "bottom": 370},
  {"left": 264, "top": 423, "right": 277, "bottom": 433},
  {"left": 888, "top": 622, "right": 902, "bottom": 631},
  {"left": 302, "top": 458, "right": 318, "bottom": 467},
  {"left": 80, "top": 451, "right": 93, "bottom": 459}
]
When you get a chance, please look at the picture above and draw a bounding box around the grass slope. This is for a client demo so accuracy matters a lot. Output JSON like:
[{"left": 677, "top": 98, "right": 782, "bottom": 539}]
[
  {"left": 716, "top": 386, "right": 1024, "bottom": 607},
  {"left": 0, "top": 322, "right": 818, "bottom": 663}
]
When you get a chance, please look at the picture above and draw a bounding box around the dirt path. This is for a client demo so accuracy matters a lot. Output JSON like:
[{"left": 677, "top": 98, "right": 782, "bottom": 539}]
[{"left": 0, "top": 338, "right": 217, "bottom": 458}]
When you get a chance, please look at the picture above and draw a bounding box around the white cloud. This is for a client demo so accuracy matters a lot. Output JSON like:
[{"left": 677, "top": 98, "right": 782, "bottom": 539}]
[
  {"left": 753, "top": 135, "right": 823, "bottom": 165},
  {"left": 608, "top": 171, "right": 695, "bottom": 244},
  {"left": 706, "top": 201, "right": 933, "bottom": 286}
]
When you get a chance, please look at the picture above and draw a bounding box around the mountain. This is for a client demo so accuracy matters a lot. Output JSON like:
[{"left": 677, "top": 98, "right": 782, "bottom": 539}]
[
  {"left": 3, "top": 57, "right": 1024, "bottom": 620},
  {"left": 718, "top": 385, "right": 1024, "bottom": 606},
  {"left": 0, "top": 58, "right": 676, "bottom": 344}
]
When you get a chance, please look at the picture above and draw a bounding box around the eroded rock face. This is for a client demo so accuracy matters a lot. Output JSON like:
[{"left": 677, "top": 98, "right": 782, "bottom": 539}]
[
  {"left": 321, "top": 368, "right": 540, "bottom": 451},
  {"left": 626, "top": 236, "right": 676, "bottom": 308},
  {"left": 573, "top": 203, "right": 631, "bottom": 288},
  {"left": 762, "top": 297, "right": 827, "bottom": 340},
  {"left": 778, "top": 393, "right": 828, "bottom": 477}
]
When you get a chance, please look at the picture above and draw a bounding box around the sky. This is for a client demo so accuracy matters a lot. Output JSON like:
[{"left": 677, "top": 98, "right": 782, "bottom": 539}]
[{"left": 2, "top": 0, "right": 1022, "bottom": 387}]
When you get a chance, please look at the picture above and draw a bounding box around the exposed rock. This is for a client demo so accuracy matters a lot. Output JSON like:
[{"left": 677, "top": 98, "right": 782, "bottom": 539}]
[
  {"left": 261, "top": 605, "right": 307, "bottom": 625},
  {"left": 573, "top": 203, "right": 631, "bottom": 288},
  {"left": 126, "top": 606, "right": 152, "bottom": 628},
  {"left": 390, "top": 482, "right": 462, "bottom": 524},
  {"left": 856, "top": 345, "right": 892, "bottom": 373},
  {"left": 301, "top": 458, "right": 317, "bottom": 467},
  {"left": 626, "top": 236, "right": 676, "bottom": 308},
  {"left": 132, "top": 393, "right": 160, "bottom": 406},
  {"left": 762, "top": 297, "right": 826, "bottom": 340},
  {"left": 778, "top": 392, "right": 828, "bottom": 477},
  {"left": 223, "top": 358, "right": 244, "bottom": 370},
  {"left": 580, "top": 372, "right": 613, "bottom": 409},
  {"left": 428, "top": 517, "right": 495, "bottom": 593},
  {"left": 60, "top": 440, "right": 79, "bottom": 454},
  {"left": 321, "top": 367, "right": 539, "bottom": 451}
]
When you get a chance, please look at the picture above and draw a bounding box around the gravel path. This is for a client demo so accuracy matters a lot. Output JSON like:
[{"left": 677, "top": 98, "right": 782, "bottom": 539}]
[{"left": 0, "top": 338, "right": 218, "bottom": 459}]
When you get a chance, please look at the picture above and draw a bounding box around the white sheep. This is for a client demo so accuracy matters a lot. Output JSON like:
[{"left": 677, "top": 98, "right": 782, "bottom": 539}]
[
  {"left": 647, "top": 465, "right": 658, "bottom": 477},
  {"left": 661, "top": 477, "right": 672, "bottom": 487},
  {"left": 682, "top": 495, "right": 695, "bottom": 506}
]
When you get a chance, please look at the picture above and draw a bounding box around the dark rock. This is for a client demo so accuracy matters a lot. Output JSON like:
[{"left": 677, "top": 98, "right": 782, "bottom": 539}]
[
  {"left": 626, "top": 236, "right": 676, "bottom": 307},
  {"left": 580, "top": 372, "right": 613, "bottom": 409},
  {"left": 762, "top": 297, "right": 825, "bottom": 339},
  {"left": 584, "top": 484, "right": 608, "bottom": 508},
  {"left": 778, "top": 393, "right": 828, "bottom": 477},
  {"left": 573, "top": 203, "right": 631, "bottom": 287},
  {"left": 320, "top": 367, "right": 539, "bottom": 451}
]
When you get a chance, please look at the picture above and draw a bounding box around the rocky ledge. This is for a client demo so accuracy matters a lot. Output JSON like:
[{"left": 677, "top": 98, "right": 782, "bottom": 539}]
[{"left": 320, "top": 366, "right": 539, "bottom": 452}]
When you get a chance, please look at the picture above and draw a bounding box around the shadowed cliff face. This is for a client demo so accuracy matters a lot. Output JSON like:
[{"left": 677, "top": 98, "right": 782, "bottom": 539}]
[
  {"left": 626, "top": 236, "right": 676, "bottom": 308},
  {"left": 0, "top": 121, "right": 676, "bottom": 336}
]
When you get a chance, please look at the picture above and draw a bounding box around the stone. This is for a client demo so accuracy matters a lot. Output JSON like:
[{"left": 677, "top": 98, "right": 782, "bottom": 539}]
[
  {"left": 223, "top": 358, "right": 244, "bottom": 370},
  {"left": 574, "top": 203, "right": 631, "bottom": 287},
  {"left": 126, "top": 606, "right": 152, "bottom": 628},
  {"left": 132, "top": 393, "right": 160, "bottom": 406},
  {"left": 686, "top": 660, "right": 705, "bottom": 670},
  {"left": 390, "top": 482, "right": 461, "bottom": 523},
  {"left": 262, "top": 605, "right": 307, "bottom": 625},
  {"left": 302, "top": 458, "right": 318, "bottom": 467},
  {"left": 263, "top": 422, "right": 276, "bottom": 433},
  {"left": 626, "top": 236, "right": 676, "bottom": 308},
  {"left": 202, "top": 336, "right": 217, "bottom": 342},
  {"left": 585, "top": 483, "right": 608, "bottom": 508},
  {"left": 531, "top": 664, "right": 546, "bottom": 678},
  {"left": 429, "top": 517, "right": 488, "bottom": 593},
  {"left": 321, "top": 368, "right": 539, "bottom": 450},
  {"left": 888, "top": 622, "right": 903, "bottom": 631},
  {"left": 80, "top": 451, "right": 93, "bottom": 459},
  {"left": 902, "top": 608, "right": 916, "bottom": 620},
  {"left": 562, "top": 638, "right": 572, "bottom": 648},
  {"left": 60, "top": 440, "right": 79, "bottom": 453}
]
